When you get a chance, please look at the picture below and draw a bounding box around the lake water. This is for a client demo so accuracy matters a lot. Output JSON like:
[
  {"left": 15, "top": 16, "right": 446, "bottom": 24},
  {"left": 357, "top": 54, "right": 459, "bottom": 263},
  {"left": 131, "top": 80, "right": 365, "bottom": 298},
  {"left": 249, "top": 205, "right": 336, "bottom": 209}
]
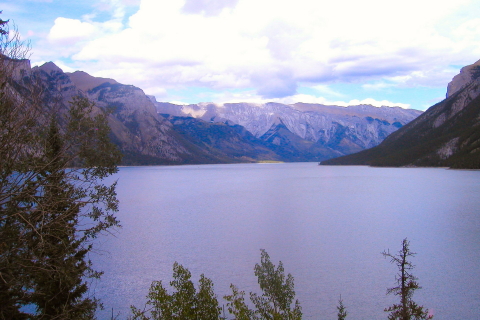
[{"left": 91, "top": 162, "right": 480, "bottom": 319}]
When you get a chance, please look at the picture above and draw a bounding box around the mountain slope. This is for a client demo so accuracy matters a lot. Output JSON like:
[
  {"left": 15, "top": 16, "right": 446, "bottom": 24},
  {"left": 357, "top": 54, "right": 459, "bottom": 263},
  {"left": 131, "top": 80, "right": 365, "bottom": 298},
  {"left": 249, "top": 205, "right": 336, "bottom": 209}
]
[
  {"left": 165, "top": 116, "right": 282, "bottom": 163},
  {"left": 13, "top": 61, "right": 289, "bottom": 164},
  {"left": 322, "top": 59, "right": 480, "bottom": 168},
  {"left": 155, "top": 101, "right": 421, "bottom": 159},
  {"left": 259, "top": 118, "right": 343, "bottom": 161},
  {"left": 35, "top": 63, "right": 195, "bottom": 165}
]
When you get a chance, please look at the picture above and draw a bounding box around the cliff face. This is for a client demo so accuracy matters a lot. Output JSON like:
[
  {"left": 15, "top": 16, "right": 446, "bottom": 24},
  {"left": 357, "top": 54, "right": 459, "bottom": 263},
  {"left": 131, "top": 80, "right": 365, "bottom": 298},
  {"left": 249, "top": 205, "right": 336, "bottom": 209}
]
[
  {"left": 322, "top": 59, "right": 480, "bottom": 168},
  {"left": 155, "top": 101, "right": 421, "bottom": 158},
  {"left": 80, "top": 82, "right": 191, "bottom": 164},
  {"left": 446, "top": 59, "right": 480, "bottom": 97},
  {"left": 14, "top": 61, "right": 193, "bottom": 165}
]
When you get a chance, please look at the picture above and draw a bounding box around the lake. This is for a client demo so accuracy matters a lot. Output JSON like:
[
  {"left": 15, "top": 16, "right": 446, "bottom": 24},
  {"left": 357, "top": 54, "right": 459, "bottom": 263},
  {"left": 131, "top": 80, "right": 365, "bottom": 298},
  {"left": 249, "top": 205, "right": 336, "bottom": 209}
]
[{"left": 91, "top": 162, "right": 480, "bottom": 319}]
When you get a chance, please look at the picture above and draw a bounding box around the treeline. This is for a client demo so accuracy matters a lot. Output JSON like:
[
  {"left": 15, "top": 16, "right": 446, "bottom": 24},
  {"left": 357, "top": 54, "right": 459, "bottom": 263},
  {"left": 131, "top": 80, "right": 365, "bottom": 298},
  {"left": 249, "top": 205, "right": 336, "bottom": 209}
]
[{"left": 128, "top": 240, "right": 432, "bottom": 320}]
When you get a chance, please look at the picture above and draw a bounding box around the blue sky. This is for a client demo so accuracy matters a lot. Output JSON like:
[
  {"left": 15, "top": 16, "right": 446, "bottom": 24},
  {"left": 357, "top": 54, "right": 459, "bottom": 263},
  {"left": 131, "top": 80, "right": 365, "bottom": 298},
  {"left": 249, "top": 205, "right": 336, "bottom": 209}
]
[{"left": 3, "top": 0, "right": 480, "bottom": 110}]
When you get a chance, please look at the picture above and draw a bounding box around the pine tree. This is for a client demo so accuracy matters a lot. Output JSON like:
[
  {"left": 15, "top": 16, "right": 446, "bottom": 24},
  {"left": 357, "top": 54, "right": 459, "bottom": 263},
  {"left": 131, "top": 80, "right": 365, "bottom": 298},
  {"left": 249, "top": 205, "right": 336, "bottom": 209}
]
[
  {"left": 337, "top": 295, "right": 347, "bottom": 320},
  {"left": 0, "top": 15, "right": 121, "bottom": 318},
  {"left": 29, "top": 117, "right": 96, "bottom": 318},
  {"left": 0, "top": 11, "right": 8, "bottom": 35},
  {"left": 382, "top": 238, "right": 433, "bottom": 320}
]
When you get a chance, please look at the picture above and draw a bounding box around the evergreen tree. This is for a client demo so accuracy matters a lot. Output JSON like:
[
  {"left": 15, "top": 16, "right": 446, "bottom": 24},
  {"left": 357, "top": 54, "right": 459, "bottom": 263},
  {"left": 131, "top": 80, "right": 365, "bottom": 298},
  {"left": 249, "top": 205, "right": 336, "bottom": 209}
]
[
  {"left": 0, "top": 15, "right": 121, "bottom": 319},
  {"left": 382, "top": 238, "right": 433, "bottom": 320},
  {"left": 0, "top": 11, "right": 8, "bottom": 35},
  {"left": 29, "top": 117, "right": 96, "bottom": 318},
  {"left": 337, "top": 295, "right": 347, "bottom": 320}
]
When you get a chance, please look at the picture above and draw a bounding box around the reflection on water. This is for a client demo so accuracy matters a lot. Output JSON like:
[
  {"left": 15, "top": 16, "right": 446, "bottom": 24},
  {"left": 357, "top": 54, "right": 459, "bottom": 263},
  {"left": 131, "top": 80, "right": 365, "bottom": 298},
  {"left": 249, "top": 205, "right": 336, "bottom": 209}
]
[{"left": 91, "top": 163, "right": 480, "bottom": 319}]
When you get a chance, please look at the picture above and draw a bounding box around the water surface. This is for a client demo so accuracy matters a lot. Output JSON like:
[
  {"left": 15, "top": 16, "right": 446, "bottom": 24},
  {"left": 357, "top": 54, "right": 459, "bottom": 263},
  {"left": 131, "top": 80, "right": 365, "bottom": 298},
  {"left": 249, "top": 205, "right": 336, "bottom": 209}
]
[{"left": 92, "top": 163, "right": 480, "bottom": 319}]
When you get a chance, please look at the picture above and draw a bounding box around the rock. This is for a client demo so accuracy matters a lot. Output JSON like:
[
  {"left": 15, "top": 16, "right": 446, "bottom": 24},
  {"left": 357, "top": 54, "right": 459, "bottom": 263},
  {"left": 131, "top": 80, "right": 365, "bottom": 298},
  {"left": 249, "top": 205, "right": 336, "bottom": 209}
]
[{"left": 446, "top": 59, "right": 480, "bottom": 97}]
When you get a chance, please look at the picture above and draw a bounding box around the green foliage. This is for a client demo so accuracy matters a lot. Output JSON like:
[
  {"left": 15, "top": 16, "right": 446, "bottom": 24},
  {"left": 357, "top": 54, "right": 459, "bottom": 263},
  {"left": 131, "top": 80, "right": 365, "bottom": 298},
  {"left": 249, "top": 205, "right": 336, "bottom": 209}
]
[
  {"left": 382, "top": 239, "right": 432, "bottom": 320},
  {"left": 0, "top": 11, "right": 8, "bottom": 35},
  {"left": 28, "top": 116, "right": 96, "bottom": 319},
  {"left": 224, "top": 284, "right": 257, "bottom": 320},
  {"left": 134, "top": 250, "right": 302, "bottom": 320},
  {"left": 224, "top": 249, "right": 302, "bottom": 320},
  {"left": 250, "top": 249, "right": 302, "bottom": 320},
  {"left": 337, "top": 295, "right": 347, "bottom": 320},
  {"left": 0, "top": 17, "right": 121, "bottom": 319},
  {"left": 131, "top": 262, "right": 222, "bottom": 320}
]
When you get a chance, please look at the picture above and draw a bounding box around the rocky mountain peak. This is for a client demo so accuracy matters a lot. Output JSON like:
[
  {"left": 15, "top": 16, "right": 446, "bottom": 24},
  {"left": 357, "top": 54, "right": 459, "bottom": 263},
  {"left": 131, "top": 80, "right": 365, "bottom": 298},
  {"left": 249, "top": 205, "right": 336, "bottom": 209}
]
[
  {"left": 35, "top": 61, "right": 63, "bottom": 75},
  {"left": 446, "top": 59, "right": 480, "bottom": 97}
]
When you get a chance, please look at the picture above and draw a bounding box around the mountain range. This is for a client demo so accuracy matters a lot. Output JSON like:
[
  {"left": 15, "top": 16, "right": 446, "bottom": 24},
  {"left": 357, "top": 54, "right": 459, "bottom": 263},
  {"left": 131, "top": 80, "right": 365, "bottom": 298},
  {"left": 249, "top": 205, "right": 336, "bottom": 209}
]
[
  {"left": 12, "top": 60, "right": 422, "bottom": 165},
  {"left": 322, "top": 59, "right": 480, "bottom": 168},
  {"left": 155, "top": 101, "right": 421, "bottom": 160}
]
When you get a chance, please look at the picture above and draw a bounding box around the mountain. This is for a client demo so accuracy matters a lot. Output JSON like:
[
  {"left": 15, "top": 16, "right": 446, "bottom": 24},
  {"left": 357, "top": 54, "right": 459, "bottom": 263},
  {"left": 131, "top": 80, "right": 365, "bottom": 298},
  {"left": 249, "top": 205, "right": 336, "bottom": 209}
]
[
  {"left": 165, "top": 115, "right": 282, "bottom": 163},
  {"left": 321, "top": 59, "right": 480, "bottom": 168},
  {"left": 154, "top": 101, "right": 422, "bottom": 160},
  {"left": 10, "top": 61, "right": 285, "bottom": 164},
  {"left": 37, "top": 63, "right": 198, "bottom": 164},
  {"left": 67, "top": 71, "right": 118, "bottom": 92},
  {"left": 11, "top": 61, "right": 191, "bottom": 165},
  {"left": 12, "top": 60, "right": 423, "bottom": 165}
]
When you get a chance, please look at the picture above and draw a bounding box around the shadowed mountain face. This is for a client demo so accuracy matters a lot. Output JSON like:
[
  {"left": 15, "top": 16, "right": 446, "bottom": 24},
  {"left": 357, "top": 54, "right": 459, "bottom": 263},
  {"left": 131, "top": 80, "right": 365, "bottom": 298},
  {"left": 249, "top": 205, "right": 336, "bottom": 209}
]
[{"left": 322, "top": 59, "right": 480, "bottom": 169}]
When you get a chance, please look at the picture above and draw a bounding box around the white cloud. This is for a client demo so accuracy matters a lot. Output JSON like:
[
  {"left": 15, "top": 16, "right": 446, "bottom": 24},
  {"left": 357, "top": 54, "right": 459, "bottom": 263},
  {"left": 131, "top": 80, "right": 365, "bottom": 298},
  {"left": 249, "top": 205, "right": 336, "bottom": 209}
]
[
  {"left": 193, "top": 89, "right": 411, "bottom": 109},
  {"left": 182, "top": 0, "right": 239, "bottom": 16},
  {"left": 271, "top": 95, "right": 410, "bottom": 109},
  {"left": 31, "top": 0, "right": 480, "bottom": 104},
  {"left": 47, "top": 18, "right": 96, "bottom": 45}
]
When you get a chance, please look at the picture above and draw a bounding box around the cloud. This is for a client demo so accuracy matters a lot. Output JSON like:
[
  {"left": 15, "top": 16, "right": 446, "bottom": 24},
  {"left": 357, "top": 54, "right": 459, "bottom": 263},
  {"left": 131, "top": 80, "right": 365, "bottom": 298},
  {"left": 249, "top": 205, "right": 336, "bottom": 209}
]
[
  {"left": 47, "top": 18, "right": 96, "bottom": 45},
  {"left": 182, "top": 0, "right": 239, "bottom": 16},
  {"left": 30, "top": 0, "right": 480, "bottom": 104},
  {"left": 254, "top": 69, "right": 297, "bottom": 98},
  {"left": 269, "top": 95, "right": 410, "bottom": 109},
  {"left": 187, "top": 88, "right": 411, "bottom": 110}
]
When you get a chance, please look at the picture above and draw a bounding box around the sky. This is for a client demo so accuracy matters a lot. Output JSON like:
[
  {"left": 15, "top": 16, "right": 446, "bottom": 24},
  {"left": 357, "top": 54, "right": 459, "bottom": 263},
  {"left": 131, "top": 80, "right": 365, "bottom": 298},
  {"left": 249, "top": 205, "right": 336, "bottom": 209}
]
[{"left": 3, "top": 0, "right": 480, "bottom": 110}]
